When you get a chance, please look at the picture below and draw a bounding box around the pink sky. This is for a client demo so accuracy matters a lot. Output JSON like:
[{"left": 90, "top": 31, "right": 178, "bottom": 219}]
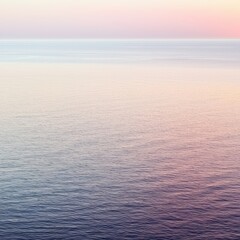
[{"left": 0, "top": 0, "right": 239, "bottom": 38}]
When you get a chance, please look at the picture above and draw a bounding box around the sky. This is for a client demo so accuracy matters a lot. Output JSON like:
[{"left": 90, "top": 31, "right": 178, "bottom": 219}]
[{"left": 0, "top": 0, "right": 239, "bottom": 38}]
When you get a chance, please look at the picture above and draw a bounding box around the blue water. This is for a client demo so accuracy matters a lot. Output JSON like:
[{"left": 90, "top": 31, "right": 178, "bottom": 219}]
[
  {"left": 0, "top": 40, "right": 240, "bottom": 240},
  {"left": 0, "top": 39, "right": 240, "bottom": 65}
]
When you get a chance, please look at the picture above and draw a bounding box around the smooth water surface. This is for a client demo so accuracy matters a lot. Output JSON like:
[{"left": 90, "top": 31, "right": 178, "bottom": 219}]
[{"left": 0, "top": 40, "right": 240, "bottom": 240}]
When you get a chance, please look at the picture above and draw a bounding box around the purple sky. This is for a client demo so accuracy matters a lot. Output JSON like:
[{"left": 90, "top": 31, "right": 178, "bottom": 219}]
[{"left": 0, "top": 0, "right": 239, "bottom": 38}]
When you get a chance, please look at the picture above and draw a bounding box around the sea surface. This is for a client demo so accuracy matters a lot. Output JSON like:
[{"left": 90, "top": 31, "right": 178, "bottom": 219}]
[{"left": 0, "top": 39, "right": 240, "bottom": 240}]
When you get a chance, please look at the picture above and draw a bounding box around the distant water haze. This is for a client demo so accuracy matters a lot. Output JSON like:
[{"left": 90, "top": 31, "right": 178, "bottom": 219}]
[
  {"left": 0, "top": 39, "right": 240, "bottom": 65},
  {"left": 0, "top": 40, "right": 240, "bottom": 239}
]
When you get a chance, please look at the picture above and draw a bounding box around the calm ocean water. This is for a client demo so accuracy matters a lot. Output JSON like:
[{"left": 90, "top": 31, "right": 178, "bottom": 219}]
[{"left": 0, "top": 40, "right": 240, "bottom": 240}]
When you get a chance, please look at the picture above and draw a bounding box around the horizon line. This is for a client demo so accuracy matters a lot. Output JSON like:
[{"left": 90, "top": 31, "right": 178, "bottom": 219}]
[{"left": 0, "top": 37, "right": 240, "bottom": 40}]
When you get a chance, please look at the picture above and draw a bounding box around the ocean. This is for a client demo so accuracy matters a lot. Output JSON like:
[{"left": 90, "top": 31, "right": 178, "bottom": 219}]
[{"left": 0, "top": 39, "right": 239, "bottom": 240}]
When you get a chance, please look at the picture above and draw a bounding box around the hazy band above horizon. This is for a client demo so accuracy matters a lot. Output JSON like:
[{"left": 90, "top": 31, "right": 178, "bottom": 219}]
[{"left": 0, "top": 0, "right": 239, "bottom": 39}]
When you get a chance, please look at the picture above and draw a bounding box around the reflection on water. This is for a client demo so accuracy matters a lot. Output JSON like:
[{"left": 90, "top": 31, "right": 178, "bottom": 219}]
[{"left": 0, "top": 40, "right": 240, "bottom": 240}]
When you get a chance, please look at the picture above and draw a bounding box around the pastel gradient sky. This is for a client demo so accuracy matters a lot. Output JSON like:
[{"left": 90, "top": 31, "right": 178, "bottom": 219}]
[{"left": 0, "top": 0, "right": 239, "bottom": 38}]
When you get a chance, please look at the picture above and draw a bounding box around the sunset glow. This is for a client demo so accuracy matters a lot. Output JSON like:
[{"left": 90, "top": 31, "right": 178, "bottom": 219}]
[{"left": 0, "top": 0, "right": 239, "bottom": 38}]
